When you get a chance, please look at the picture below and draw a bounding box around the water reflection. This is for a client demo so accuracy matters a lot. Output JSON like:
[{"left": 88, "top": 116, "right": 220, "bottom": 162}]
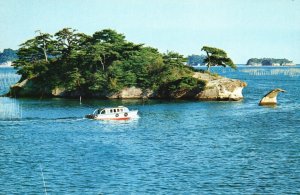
[
  {"left": 0, "top": 67, "right": 21, "bottom": 95},
  {"left": 259, "top": 104, "right": 277, "bottom": 108},
  {"left": 0, "top": 97, "right": 22, "bottom": 120},
  {"left": 87, "top": 117, "right": 140, "bottom": 132}
]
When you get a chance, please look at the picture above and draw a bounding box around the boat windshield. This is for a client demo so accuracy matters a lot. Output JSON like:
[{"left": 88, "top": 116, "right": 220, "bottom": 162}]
[{"left": 100, "top": 109, "right": 106, "bottom": 114}]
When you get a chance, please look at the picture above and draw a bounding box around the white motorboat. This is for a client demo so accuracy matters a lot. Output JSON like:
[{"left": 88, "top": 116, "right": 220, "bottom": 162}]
[{"left": 85, "top": 106, "right": 138, "bottom": 120}]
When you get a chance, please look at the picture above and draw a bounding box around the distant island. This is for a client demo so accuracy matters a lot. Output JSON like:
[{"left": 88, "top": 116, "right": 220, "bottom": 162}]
[
  {"left": 0, "top": 49, "right": 18, "bottom": 65},
  {"left": 187, "top": 54, "right": 206, "bottom": 66},
  {"left": 246, "top": 58, "right": 296, "bottom": 66}
]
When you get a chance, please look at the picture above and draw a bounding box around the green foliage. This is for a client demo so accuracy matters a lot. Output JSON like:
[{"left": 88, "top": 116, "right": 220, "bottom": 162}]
[
  {"left": 86, "top": 71, "right": 107, "bottom": 92},
  {"left": 14, "top": 28, "right": 206, "bottom": 97},
  {"left": 201, "top": 46, "right": 236, "bottom": 71},
  {"left": 105, "top": 47, "right": 166, "bottom": 91},
  {"left": 163, "top": 51, "right": 186, "bottom": 67},
  {"left": 158, "top": 76, "right": 206, "bottom": 98},
  {"left": 65, "top": 68, "right": 85, "bottom": 91},
  {"left": 92, "top": 29, "right": 125, "bottom": 44},
  {"left": 168, "top": 77, "right": 202, "bottom": 91},
  {"left": 0, "top": 49, "right": 18, "bottom": 63}
]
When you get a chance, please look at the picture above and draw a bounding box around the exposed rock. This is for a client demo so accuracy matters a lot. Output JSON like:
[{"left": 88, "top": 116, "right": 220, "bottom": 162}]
[
  {"left": 193, "top": 72, "right": 247, "bottom": 101},
  {"left": 285, "top": 63, "right": 296, "bottom": 66},
  {"left": 52, "top": 87, "right": 106, "bottom": 98},
  {"left": 52, "top": 87, "right": 66, "bottom": 96},
  {"left": 9, "top": 78, "right": 51, "bottom": 97},
  {"left": 107, "top": 87, "right": 154, "bottom": 99},
  {"left": 259, "top": 88, "right": 286, "bottom": 106}
]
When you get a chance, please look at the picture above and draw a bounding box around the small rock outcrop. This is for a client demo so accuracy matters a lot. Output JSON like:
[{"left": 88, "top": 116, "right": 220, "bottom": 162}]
[{"left": 259, "top": 88, "right": 286, "bottom": 106}]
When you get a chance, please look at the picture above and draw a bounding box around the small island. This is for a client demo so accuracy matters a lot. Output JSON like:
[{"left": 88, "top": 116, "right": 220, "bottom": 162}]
[
  {"left": 8, "top": 28, "right": 246, "bottom": 101},
  {"left": 0, "top": 49, "right": 18, "bottom": 66},
  {"left": 246, "top": 58, "right": 296, "bottom": 66}
]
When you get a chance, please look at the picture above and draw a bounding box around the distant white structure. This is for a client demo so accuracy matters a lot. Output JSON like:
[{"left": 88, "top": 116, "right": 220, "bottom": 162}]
[
  {"left": 285, "top": 62, "right": 296, "bottom": 66},
  {"left": 272, "top": 63, "right": 280, "bottom": 66},
  {"left": 0, "top": 61, "right": 12, "bottom": 67}
]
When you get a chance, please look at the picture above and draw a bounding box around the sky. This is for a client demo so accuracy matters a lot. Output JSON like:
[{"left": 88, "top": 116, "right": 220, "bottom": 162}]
[{"left": 0, "top": 0, "right": 299, "bottom": 63}]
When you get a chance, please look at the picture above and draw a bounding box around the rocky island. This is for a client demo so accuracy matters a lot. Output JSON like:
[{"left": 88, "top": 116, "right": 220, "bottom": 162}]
[
  {"left": 246, "top": 58, "right": 296, "bottom": 66},
  {"left": 8, "top": 28, "right": 246, "bottom": 101}
]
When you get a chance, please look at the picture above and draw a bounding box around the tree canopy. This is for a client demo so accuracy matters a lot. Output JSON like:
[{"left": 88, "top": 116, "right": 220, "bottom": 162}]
[
  {"left": 14, "top": 28, "right": 199, "bottom": 97},
  {"left": 201, "top": 46, "right": 236, "bottom": 71}
]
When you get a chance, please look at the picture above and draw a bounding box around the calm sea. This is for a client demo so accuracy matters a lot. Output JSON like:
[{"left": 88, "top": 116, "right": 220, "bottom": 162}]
[{"left": 0, "top": 66, "right": 299, "bottom": 194}]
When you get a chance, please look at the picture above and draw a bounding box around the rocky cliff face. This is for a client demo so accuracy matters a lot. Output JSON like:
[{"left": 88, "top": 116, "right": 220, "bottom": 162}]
[
  {"left": 9, "top": 72, "right": 247, "bottom": 101},
  {"left": 192, "top": 72, "right": 246, "bottom": 100},
  {"left": 9, "top": 78, "right": 52, "bottom": 97}
]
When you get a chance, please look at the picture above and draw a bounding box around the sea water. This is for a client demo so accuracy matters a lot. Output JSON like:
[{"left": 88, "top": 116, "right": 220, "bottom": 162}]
[{"left": 0, "top": 66, "right": 299, "bottom": 194}]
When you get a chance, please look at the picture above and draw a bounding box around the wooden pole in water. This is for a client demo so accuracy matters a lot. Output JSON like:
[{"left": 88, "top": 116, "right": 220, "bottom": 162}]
[
  {"left": 80, "top": 96, "right": 82, "bottom": 104},
  {"left": 39, "top": 164, "right": 48, "bottom": 195}
]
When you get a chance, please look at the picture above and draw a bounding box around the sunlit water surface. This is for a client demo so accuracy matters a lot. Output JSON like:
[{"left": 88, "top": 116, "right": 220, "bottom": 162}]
[{"left": 0, "top": 66, "right": 299, "bottom": 194}]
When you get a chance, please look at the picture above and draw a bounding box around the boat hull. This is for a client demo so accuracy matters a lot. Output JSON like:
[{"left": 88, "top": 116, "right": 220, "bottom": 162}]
[{"left": 88, "top": 110, "right": 138, "bottom": 120}]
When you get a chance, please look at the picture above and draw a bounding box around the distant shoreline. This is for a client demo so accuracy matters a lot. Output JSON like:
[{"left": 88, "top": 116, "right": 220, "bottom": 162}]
[
  {"left": 190, "top": 64, "right": 300, "bottom": 68},
  {"left": 2, "top": 63, "right": 300, "bottom": 69}
]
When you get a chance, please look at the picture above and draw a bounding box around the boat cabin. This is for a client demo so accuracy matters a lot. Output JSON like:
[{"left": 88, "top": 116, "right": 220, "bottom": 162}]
[{"left": 93, "top": 106, "right": 129, "bottom": 115}]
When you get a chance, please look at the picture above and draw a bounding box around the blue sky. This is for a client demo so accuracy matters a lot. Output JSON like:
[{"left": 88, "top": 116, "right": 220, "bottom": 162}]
[{"left": 0, "top": 0, "right": 299, "bottom": 63}]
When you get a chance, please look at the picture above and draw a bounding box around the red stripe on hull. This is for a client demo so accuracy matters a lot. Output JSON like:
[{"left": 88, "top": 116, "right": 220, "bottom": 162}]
[{"left": 98, "top": 117, "right": 131, "bottom": 120}]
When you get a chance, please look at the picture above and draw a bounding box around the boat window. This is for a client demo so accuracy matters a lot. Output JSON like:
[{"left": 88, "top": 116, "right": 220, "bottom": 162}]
[
  {"left": 114, "top": 109, "right": 116, "bottom": 112},
  {"left": 97, "top": 109, "right": 100, "bottom": 114},
  {"left": 117, "top": 109, "right": 120, "bottom": 112},
  {"left": 120, "top": 109, "right": 123, "bottom": 112},
  {"left": 110, "top": 109, "right": 113, "bottom": 113},
  {"left": 100, "top": 110, "right": 105, "bottom": 114}
]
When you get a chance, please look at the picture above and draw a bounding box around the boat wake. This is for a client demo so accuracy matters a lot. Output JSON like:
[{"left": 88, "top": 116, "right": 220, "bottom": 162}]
[{"left": 0, "top": 116, "right": 86, "bottom": 122}]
